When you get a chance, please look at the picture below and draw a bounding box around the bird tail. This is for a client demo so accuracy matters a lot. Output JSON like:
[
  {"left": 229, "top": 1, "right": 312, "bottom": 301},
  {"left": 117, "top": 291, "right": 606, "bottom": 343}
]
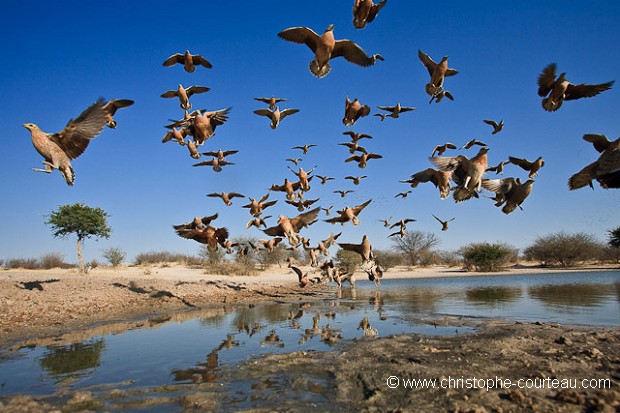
[
  {"left": 60, "top": 165, "right": 75, "bottom": 186},
  {"left": 568, "top": 165, "right": 595, "bottom": 190},
  {"left": 309, "top": 60, "right": 330, "bottom": 78}
]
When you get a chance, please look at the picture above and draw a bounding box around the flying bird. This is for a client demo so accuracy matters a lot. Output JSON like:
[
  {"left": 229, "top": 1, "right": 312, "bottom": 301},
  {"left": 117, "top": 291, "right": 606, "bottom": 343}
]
[
  {"left": 254, "top": 96, "right": 287, "bottom": 110},
  {"left": 482, "top": 177, "right": 535, "bottom": 214},
  {"left": 161, "top": 84, "right": 210, "bottom": 110},
  {"left": 343, "top": 96, "right": 371, "bottom": 126},
  {"left": 418, "top": 49, "right": 458, "bottom": 97},
  {"left": 460, "top": 139, "right": 487, "bottom": 150},
  {"left": 324, "top": 199, "right": 372, "bottom": 226},
  {"left": 342, "top": 131, "right": 373, "bottom": 143},
  {"left": 162, "top": 127, "right": 188, "bottom": 146},
  {"left": 207, "top": 192, "right": 245, "bottom": 206},
  {"left": 344, "top": 175, "right": 367, "bottom": 185},
  {"left": 271, "top": 178, "right": 303, "bottom": 201},
  {"left": 431, "top": 142, "right": 457, "bottom": 157},
  {"left": 568, "top": 134, "right": 620, "bottom": 190},
  {"left": 483, "top": 119, "right": 504, "bottom": 135},
  {"left": 186, "top": 108, "right": 232, "bottom": 145},
  {"left": 334, "top": 189, "right": 354, "bottom": 198},
  {"left": 430, "top": 147, "right": 490, "bottom": 202},
  {"left": 432, "top": 214, "right": 454, "bottom": 231},
  {"left": 378, "top": 216, "right": 392, "bottom": 227},
  {"left": 175, "top": 225, "right": 229, "bottom": 251},
  {"left": 292, "top": 144, "right": 318, "bottom": 154},
  {"left": 352, "top": 0, "right": 388, "bottom": 29},
  {"left": 286, "top": 197, "right": 320, "bottom": 212},
  {"left": 253, "top": 106, "right": 300, "bottom": 129},
  {"left": 508, "top": 156, "right": 545, "bottom": 178},
  {"left": 246, "top": 215, "right": 271, "bottom": 230},
  {"left": 339, "top": 141, "right": 367, "bottom": 154},
  {"left": 376, "top": 103, "right": 416, "bottom": 119},
  {"left": 537, "top": 63, "right": 614, "bottom": 112},
  {"left": 288, "top": 166, "right": 314, "bottom": 191},
  {"left": 286, "top": 158, "right": 302, "bottom": 166},
  {"left": 259, "top": 237, "right": 283, "bottom": 253},
  {"left": 193, "top": 157, "right": 234, "bottom": 172},
  {"left": 338, "top": 235, "right": 383, "bottom": 285},
  {"left": 395, "top": 190, "right": 412, "bottom": 199},
  {"left": 242, "top": 193, "right": 278, "bottom": 217},
  {"left": 401, "top": 167, "right": 452, "bottom": 199},
  {"left": 201, "top": 149, "right": 238, "bottom": 162},
  {"left": 277, "top": 24, "right": 383, "bottom": 78},
  {"left": 374, "top": 113, "right": 389, "bottom": 122},
  {"left": 163, "top": 50, "right": 212, "bottom": 72},
  {"left": 23, "top": 98, "right": 108, "bottom": 186},
  {"left": 486, "top": 160, "right": 508, "bottom": 175},
  {"left": 429, "top": 90, "right": 454, "bottom": 104},
  {"left": 186, "top": 139, "right": 200, "bottom": 159},
  {"left": 321, "top": 205, "right": 334, "bottom": 215},
  {"left": 291, "top": 266, "right": 310, "bottom": 288},
  {"left": 102, "top": 99, "right": 134, "bottom": 128},
  {"left": 173, "top": 213, "right": 219, "bottom": 230},
  {"left": 263, "top": 207, "right": 321, "bottom": 246},
  {"left": 345, "top": 150, "right": 383, "bottom": 168},
  {"left": 316, "top": 175, "right": 335, "bottom": 184}
]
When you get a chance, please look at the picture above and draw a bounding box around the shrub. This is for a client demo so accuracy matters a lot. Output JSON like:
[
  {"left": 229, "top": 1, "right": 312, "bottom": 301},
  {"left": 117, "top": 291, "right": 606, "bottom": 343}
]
[
  {"left": 523, "top": 232, "right": 605, "bottom": 267},
  {"left": 372, "top": 249, "right": 402, "bottom": 270},
  {"left": 205, "top": 261, "right": 257, "bottom": 276},
  {"left": 609, "top": 227, "right": 620, "bottom": 249},
  {"left": 39, "top": 253, "right": 68, "bottom": 269},
  {"left": 134, "top": 251, "right": 201, "bottom": 265},
  {"left": 335, "top": 249, "right": 360, "bottom": 274},
  {"left": 459, "top": 242, "right": 516, "bottom": 272},
  {"left": 6, "top": 257, "right": 40, "bottom": 270},
  {"left": 103, "top": 247, "right": 126, "bottom": 267}
]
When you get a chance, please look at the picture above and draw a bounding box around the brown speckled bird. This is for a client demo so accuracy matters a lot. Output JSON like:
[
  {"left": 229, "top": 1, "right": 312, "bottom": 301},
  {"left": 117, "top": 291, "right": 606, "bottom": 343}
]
[
  {"left": 316, "top": 175, "right": 335, "bottom": 185},
  {"left": 352, "top": 0, "right": 388, "bottom": 29},
  {"left": 432, "top": 214, "right": 454, "bottom": 231},
  {"left": 163, "top": 50, "right": 212, "bottom": 72},
  {"left": 345, "top": 150, "right": 383, "bottom": 168},
  {"left": 246, "top": 215, "right": 272, "bottom": 229},
  {"left": 292, "top": 144, "right": 318, "bottom": 155},
  {"left": 418, "top": 49, "right": 458, "bottom": 97},
  {"left": 254, "top": 96, "right": 287, "bottom": 110},
  {"left": 271, "top": 178, "right": 303, "bottom": 201},
  {"left": 343, "top": 96, "right": 371, "bottom": 127},
  {"left": 482, "top": 178, "right": 534, "bottom": 214},
  {"left": 569, "top": 134, "right": 620, "bottom": 190},
  {"left": 291, "top": 266, "right": 310, "bottom": 288},
  {"left": 508, "top": 156, "right": 545, "bottom": 178},
  {"left": 161, "top": 84, "right": 210, "bottom": 110},
  {"left": 253, "top": 106, "right": 300, "bottom": 129},
  {"left": 376, "top": 103, "right": 416, "bottom": 119},
  {"left": 23, "top": 98, "right": 108, "bottom": 186},
  {"left": 162, "top": 127, "right": 188, "bottom": 146},
  {"left": 173, "top": 213, "right": 219, "bottom": 230},
  {"left": 342, "top": 130, "right": 373, "bottom": 143},
  {"left": 102, "top": 99, "right": 134, "bottom": 128},
  {"left": 201, "top": 149, "right": 238, "bottom": 162},
  {"left": 207, "top": 192, "right": 245, "bottom": 206},
  {"left": 186, "top": 139, "right": 200, "bottom": 159},
  {"left": 175, "top": 225, "right": 229, "bottom": 251},
  {"left": 189, "top": 108, "right": 231, "bottom": 145},
  {"left": 263, "top": 207, "right": 321, "bottom": 246},
  {"left": 431, "top": 147, "right": 489, "bottom": 202},
  {"left": 242, "top": 193, "right": 277, "bottom": 217},
  {"left": 345, "top": 175, "right": 367, "bottom": 185},
  {"left": 431, "top": 142, "right": 457, "bottom": 157},
  {"left": 193, "top": 157, "right": 234, "bottom": 172},
  {"left": 401, "top": 167, "right": 452, "bottom": 199},
  {"left": 325, "top": 199, "right": 372, "bottom": 226},
  {"left": 278, "top": 24, "right": 383, "bottom": 78},
  {"left": 537, "top": 63, "right": 614, "bottom": 112},
  {"left": 483, "top": 119, "right": 504, "bottom": 135}
]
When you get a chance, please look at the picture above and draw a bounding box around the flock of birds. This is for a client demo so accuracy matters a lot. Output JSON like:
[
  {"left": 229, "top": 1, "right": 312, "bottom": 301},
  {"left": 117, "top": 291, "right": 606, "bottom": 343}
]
[{"left": 22, "top": 0, "right": 618, "bottom": 288}]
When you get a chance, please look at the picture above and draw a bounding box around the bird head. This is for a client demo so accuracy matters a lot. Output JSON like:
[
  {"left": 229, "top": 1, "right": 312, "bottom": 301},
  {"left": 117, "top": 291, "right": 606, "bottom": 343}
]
[
  {"left": 22, "top": 123, "right": 39, "bottom": 133},
  {"left": 326, "top": 24, "right": 335, "bottom": 32}
]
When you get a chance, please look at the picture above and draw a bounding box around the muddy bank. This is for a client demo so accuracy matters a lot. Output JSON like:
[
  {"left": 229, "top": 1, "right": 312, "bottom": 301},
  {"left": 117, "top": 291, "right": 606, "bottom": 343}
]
[{"left": 1, "top": 320, "right": 618, "bottom": 412}]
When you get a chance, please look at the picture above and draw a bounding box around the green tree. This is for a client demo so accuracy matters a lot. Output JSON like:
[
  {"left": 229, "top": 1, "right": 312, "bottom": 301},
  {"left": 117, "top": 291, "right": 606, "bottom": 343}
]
[
  {"left": 103, "top": 247, "right": 126, "bottom": 267},
  {"left": 459, "top": 242, "right": 517, "bottom": 272},
  {"left": 45, "top": 203, "right": 111, "bottom": 273}
]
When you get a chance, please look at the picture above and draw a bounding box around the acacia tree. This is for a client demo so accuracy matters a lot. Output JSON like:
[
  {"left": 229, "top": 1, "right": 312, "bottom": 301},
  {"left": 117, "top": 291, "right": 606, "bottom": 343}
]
[
  {"left": 45, "top": 203, "right": 111, "bottom": 273},
  {"left": 391, "top": 230, "right": 440, "bottom": 266}
]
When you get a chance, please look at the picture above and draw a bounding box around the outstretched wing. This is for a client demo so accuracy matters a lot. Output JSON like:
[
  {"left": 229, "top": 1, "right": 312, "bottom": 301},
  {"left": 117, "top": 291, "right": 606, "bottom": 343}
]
[
  {"left": 277, "top": 27, "right": 320, "bottom": 52},
  {"left": 51, "top": 98, "right": 108, "bottom": 159}
]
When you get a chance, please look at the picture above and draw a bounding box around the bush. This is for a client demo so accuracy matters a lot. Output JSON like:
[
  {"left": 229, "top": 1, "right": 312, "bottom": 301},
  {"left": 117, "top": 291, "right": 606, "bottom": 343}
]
[
  {"left": 609, "top": 227, "right": 620, "bottom": 249},
  {"left": 459, "top": 242, "right": 516, "bottom": 272},
  {"left": 134, "top": 251, "right": 201, "bottom": 265},
  {"left": 204, "top": 261, "right": 257, "bottom": 276},
  {"left": 372, "top": 249, "right": 402, "bottom": 270},
  {"left": 335, "top": 249, "right": 360, "bottom": 274},
  {"left": 103, "top": 247, "right": 126, "bottom": 267},
  {"left": 6, "top": 257, "right": 40, "bottom": 270},
  {"left": 39, "top": 253, "right": 69, "bottom": 269},
  {"left": 523, "top": 232, "right": 605, "bottom": 267}
]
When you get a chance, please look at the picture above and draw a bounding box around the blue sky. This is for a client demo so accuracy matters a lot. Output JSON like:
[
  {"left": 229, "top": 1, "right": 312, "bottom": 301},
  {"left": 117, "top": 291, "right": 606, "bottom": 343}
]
[{"left": 1, "top": 1, "right": 618, "bottom": 264}]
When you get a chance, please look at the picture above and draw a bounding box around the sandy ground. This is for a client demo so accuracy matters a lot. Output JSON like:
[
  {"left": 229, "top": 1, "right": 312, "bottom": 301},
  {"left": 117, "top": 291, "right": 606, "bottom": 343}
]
[{"left": 0, "top": 263, "right": 618, "bottom": 412}]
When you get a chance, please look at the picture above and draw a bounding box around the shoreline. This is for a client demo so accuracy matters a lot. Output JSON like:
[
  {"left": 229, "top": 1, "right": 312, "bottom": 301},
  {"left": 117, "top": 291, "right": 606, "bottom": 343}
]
[{"left": 1, "top": 263, "right": 618, "bottom": 348}]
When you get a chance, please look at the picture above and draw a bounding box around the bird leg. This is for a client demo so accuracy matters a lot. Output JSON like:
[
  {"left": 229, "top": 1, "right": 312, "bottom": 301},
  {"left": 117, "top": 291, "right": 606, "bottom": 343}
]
[{"left": 32, "top": 161, "right": 54, "bottom": 174}]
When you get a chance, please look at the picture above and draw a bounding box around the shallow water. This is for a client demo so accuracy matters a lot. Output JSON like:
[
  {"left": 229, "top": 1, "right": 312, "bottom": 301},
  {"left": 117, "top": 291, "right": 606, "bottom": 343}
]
[{"left": 0, "top": 270, "right": 618, "bottom": 407}]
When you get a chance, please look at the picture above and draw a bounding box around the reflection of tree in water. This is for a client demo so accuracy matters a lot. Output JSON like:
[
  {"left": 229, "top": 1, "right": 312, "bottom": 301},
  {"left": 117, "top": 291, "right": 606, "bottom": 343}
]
[
  {"left": 395, "top": 287, "right": 442, "bottom": 313},
  {"left": 529, "top": 283, "right": 609, "bottom": 309},
  {"left": 39, "top": 339, "right": 105, "bottom": 378},
  {"left": 465, "top": 286, "right": 521, "bottom": 307},
  {"left": 231, "top": 304, "right": 299, "bottom": 336}
]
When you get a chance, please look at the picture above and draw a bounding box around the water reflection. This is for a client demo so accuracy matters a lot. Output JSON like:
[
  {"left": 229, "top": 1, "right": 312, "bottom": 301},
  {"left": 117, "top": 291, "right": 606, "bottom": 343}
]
[
  {"left": 528, "top": 283, "right": 610, "bottom": 310},
  {"left": 465, "top": 286, "right": 521, "bottom": 307},
  {"left": 39, "top": 339, "right": 104, "bottom": 379}
]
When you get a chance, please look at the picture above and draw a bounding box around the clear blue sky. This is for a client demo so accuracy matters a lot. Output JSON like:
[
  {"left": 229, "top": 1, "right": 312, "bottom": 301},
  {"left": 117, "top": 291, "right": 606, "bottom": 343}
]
[{"left": 1, "top": 1, "right": 618, "bottom": 264}]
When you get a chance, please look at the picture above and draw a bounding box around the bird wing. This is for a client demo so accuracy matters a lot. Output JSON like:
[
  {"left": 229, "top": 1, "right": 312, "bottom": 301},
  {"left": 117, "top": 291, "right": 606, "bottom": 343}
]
[
  {"left": 332, "top": 40, "right": 376, "bottom": 66},
  {"left": 290, "top": 266, "right": 304, "bottom": 282},
  {"left": 229, "top": 192, "right": 245, "bottom": 198},
  {"left": 290, "top": 207, "right": 321, "bottom": 231},
  {"left": 102, "top": 99, "right": 134, "bottom": 115},
  {"left": 366, "top": 0, "right": 387, "bottom": 23},
  {"left": 191, "top": 55, "right": 213, "bottom": 69},
  {"left": 201, "top": 213, "right": 219, "bottom": 225},
  {"left": 417, "top": 50, "right": 437, "bottom": 76},
  {"left": 564, "top": 81, "right": 614, "bottom": 100},
  {"left": 207, "top": 108, "right": 231, "bottom": 127},
  {"left": 432, "top": 214, "right": 443, "bottom": 224},
  {"left": 279, "top": 108, "right": 300, "bottom": 119},
  {"left": 263, "top": 225, "right": 285, "bottom": 237},
  {"left": 338, "top": 242, "right": 364, "bottom": 256},
  {"left": 163, "top": 53, "right": 183, "bottom": 66},
  {"left": 483, "top": 119, "right": 498, "bottom": 128},
  {"left": 366, "top": 153, "right": 383, "bottom": 160},
  {"left": 277, "top": 27, "right": 320, "bottom": 52},
  {"left": 537, "top": 63, "right": 557, "bottom": 97},
  {"left": 508, "top": 156, "right": 532, "bottom": 170},
  {"left": 160, "top": 90, "right": 179, "bottom": 98},
  {"left": 253, "top": 108, "right": 273, "bottom": 118},
  {"left": 352, "top": 199, "right": 372, "bottom": 215},
  {"left": 186, "top": 86, "right": 211, "bottom": 96},
  {"left": 51, "top": 98, "right": 108, "bottom": 159},
  {"left": 583, "top": 134, "right": 611, "bottom": 153},
  {"left": 481, "top": 178, "right": 516, "bottom": 194},
  {"left": 193, "top": 160, "right": 214, "bottom": 167},
  {"left": 377, "top": 105, "right": 396, "bottom": 112}
]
